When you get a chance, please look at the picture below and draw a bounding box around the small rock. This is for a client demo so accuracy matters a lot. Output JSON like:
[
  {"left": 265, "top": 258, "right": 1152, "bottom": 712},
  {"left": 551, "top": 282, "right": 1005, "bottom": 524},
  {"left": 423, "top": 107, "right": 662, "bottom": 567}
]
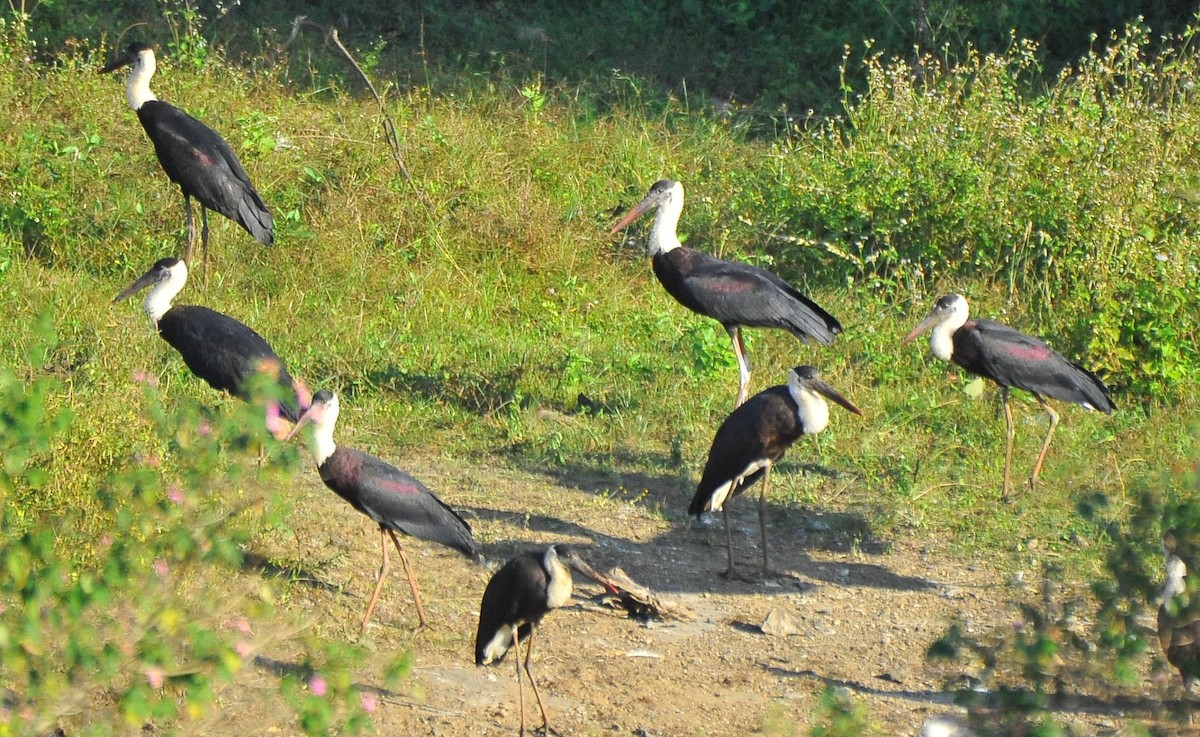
[
  {"left": 759, "top": 607, "right": 801, "bottom": 637},
  {"left": 920, "top": 714, "right": 976, "bottom": 737}
]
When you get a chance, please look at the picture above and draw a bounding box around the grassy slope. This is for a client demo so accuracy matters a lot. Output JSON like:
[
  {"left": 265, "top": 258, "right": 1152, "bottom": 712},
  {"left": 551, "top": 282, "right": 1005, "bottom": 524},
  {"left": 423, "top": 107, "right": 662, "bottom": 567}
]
[{"left": 1, "top": 38, "right": 1192, "bottom": 582}]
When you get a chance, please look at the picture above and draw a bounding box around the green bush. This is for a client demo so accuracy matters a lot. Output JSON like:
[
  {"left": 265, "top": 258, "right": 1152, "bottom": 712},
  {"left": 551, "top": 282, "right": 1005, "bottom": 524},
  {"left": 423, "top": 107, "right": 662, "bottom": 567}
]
[
  {"left": 740, "top": 24, "right": 1200, "bottom": 399},
  {"left": 0, "top": 321, "right": 377, "bottom": 735}
]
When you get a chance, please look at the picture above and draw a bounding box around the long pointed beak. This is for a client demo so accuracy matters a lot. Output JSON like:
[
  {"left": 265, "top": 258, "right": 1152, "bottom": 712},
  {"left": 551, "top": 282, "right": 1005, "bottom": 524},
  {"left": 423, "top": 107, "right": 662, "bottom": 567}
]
[
  {"left": 99, "top": 52, "right": 134, "bottom": 75},
  {"left": 814, "top": 379, "right": 863, "bottom": 416},
  {"left": 284, "top": 406, "right": 317, "bottom": 441},
  {"left": 901, "top": 313, "right": 938, "bottom": 345},
  {"left": 609, "top": 196, "right": 657, "bottom": 234},
  {"left": 113, "top": 269, "right": 159, "bottom": 303}
]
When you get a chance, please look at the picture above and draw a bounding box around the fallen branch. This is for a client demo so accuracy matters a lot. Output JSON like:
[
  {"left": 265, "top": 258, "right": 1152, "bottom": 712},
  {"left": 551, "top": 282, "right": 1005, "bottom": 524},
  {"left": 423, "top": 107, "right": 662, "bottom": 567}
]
[{"left": 591, "top": 567, "right": 696, "bottom": 622}]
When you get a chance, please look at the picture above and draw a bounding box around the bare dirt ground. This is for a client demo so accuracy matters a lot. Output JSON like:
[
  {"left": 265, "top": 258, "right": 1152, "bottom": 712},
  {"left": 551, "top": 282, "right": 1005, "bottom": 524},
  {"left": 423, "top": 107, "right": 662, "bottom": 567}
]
[{"left": 220, "top": 453, "right": 1182, "bottom": 736}]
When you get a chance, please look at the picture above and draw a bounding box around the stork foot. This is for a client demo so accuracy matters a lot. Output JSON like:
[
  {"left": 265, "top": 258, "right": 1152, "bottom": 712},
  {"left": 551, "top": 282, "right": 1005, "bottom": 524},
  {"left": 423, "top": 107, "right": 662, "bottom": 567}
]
[{"left": 719, "top": 566, "right": 756, "bottom": 583}]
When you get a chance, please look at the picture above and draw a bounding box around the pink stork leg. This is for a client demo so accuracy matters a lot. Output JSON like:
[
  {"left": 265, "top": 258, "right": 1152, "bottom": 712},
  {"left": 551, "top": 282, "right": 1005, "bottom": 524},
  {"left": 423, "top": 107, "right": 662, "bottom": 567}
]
[
  {"left": 183, "top": 194, "right": 196, "bottom": 263},
  {"left": 199, "top": 205, "right": 211, "bottom": 283},
  {"left": 1001, "top": 387, "right": 1015, "bottom": 502},
  {"left": 719, "top": 504, "right": 754, "bottom": 582},
  {"left": 1028, "top": 397, "right": 1060, "bottom": 495},
  {"left": 522, "top": 628, "right": 553, "bottom": 735},
  {"left": 386, "top": 528, "right": 429, "bottom": 628},
  {"left": 361, "top": 527, "right": 430, "bottom": 632},
  {"left": 360, "top": 527, "right": 392, "bottom": 634},
  {"left": 727, "top": 325, "right": 751, "bottom": 408},
  {"left": 513, "top": 627, "right": 527, "bottom": 736}
]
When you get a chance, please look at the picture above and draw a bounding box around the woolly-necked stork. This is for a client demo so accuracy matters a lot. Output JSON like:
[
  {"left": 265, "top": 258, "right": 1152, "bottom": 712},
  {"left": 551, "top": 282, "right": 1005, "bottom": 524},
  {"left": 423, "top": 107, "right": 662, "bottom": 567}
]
[
  {"left": 1160, "top": 531, "right": 1200, "bottom": 713},
  {"left": 611, "top": 179, "right": 842, "bottom": 408},
  {"left": 690, "top": 365, "right": 861, "bottom": 579},
  {"left": 114, "top": 257, "right": 306, "bottom": 428},
  {"left": 475, "top": 544, "right": 618, "bottom": 736},
  {"left": 903, "top": 294, "right": 1115, "bottom": 499},
  {"left": 100, "top": 42, "right": 273, "bottom": 270},
  {"left": 288, "top": 390, "right": 478, "bottom": 632}
]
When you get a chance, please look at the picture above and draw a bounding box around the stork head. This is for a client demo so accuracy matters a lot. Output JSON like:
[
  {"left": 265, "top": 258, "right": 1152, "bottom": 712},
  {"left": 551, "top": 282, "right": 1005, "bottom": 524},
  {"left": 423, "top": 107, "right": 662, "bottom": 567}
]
[
  {"left": 100, "top": 41, "right": 158, "bottom": 110},
  {"left": 610, "top": 179, "right": 684, "bottom": 256},
  {"left": 786, "top": 365, "right": 862, "bottom": 435},
  {"left": 903, "top": 294, "right": 970, "bottom": 361},
  {"left": 286, "top": 389, "right": 340, "bottom": 464},
  {"left": 114, "top": 257, "right": 188, "bottom": 323}
]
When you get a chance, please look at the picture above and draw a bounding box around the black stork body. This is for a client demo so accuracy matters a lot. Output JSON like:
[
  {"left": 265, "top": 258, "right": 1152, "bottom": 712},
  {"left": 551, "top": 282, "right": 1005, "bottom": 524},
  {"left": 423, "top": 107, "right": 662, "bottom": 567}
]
[
  {"left": 903, "top": 294, "right": 1115, "bottom": 500},
  {"left": 101, "top": 42, "right": 273, "bottom": 270},
  {"left": 475, "top": 545, "right": 617, "bottom": 736},
  {"left": 288, "top": 390, "right": 477, "bottom": 631},
  {"left": 114, "top": 257, "right": 306, "bottom": 427},
  {"left": 1160, "top": 532, "right": 1200, "bottom": 716},
  {"left": 690, "top": 365, "right": 861, "bottom": 578},
  {"left": 611, "top": 180, "right": 842, "bottom": 408}
]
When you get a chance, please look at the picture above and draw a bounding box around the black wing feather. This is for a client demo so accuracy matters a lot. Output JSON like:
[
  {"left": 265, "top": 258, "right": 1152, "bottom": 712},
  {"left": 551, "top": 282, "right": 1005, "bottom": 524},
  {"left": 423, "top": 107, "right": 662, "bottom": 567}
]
[
  {"left": 475, "top": 553, "right": 547, "bottom": 665},
  {"left": 690, "top": 386, "right": 799, "bottom": 515},
  {"left": 654, "top": 248, "right": 841, "bottom": 344},
  {"left": 138, "top": 101, "right": 273, "bottom": 245},
  {"left": 158, "top": 305, "right": 299, "bottom": 420},
  {"left": 324, "top": 448, "right": 478, "bottom": 558},
  {"left": 955, "top": 320, "right": 1114, "bottom": 412}
]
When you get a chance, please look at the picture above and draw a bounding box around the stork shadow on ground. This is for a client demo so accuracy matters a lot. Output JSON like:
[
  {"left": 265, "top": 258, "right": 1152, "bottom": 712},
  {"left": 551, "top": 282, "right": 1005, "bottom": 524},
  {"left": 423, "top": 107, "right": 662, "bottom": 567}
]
[
  {"left": 253, "top": 656, "right": 463, "bottom": 718},
  {"left": 454, "top": 504, "right": 625, "bottom": 567},
  {"left": 765, "top": 663, "right": 1182, "bottom": 725},
  {"left": 239, "top": 549, "right": 351, "bottom": 595},
  {"left": 481, "top": 453, "right": 942, "bottom": 597},
  {"left": 359, "top": 364, "right": 523, "bottom": 416}
]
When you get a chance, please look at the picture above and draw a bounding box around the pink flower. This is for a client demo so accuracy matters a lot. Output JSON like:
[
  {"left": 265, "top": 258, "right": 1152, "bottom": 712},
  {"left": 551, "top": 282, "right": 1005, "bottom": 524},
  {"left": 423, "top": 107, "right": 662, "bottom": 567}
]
[
  {"left": 132, "top": 370, "right": 159, "bottom": 387},
  {"left": 196, "top": 419, "right": 212, "bottom": 437},
  {"left": 146, "top": 666, "right": 165, "bottom": 689},
  {"left": 166, "top": 486, "right": 185, "bottom": 504},
  {"left": 235, "top": 640, "right": 254, "bottom": 658},
  {"left": 153, "top": 559, "right": 169, "bottom": 577},
  {"left": 360, "top": 692, "right": 377, "bottom": 713},
  {"left": 309, "top": 675, "right": 327, "bottom": 697}
]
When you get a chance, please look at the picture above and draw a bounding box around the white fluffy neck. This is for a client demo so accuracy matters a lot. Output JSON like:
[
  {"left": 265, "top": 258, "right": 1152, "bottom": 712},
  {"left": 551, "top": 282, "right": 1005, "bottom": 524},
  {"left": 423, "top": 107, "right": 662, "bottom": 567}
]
[
  {"left": 144, "top": 262, "right": 187, "bottom": 323},
  {"left": 544, "top": 548, "right": 574, "bottom": 609},
  {"left": 1164, "top": 553, "right": 1188, "bottom": 602},
  {"left": 647, "top": 184, "right": 684, "bottom": 256},
  {"left": 930, "top": 299, "right": 969, "bottom": 363},
  {"left": 788, "top": 377, "right": 831, "bottom": 435},
  {"left": 310, "top": 423, "right": 337, "bottom": 466},
  {"left": 125, "top": 49, "right": 158, "bottom": 110},
  {"left": 310, "top": 406, "right": 339, "bottom": 466}
]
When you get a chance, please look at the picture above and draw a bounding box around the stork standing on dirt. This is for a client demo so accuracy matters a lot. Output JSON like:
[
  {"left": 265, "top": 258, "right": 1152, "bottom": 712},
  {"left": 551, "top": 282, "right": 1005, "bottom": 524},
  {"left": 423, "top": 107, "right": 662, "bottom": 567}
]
[
  {"left": 100, "top": 42, "right": 273, "bottom": 271},
  {"left": 611, "top": 179, "right": 842, "bottom": 408},
  {"left": 475, "top": 544, "right": 618, "bottom": 736},
  {"left": 689, "top": 365, "right": 861, "bottom": 579},
  {"left": 288, "top": 390, "right": 478, "bottom": 632},
  {"left": 903, "top": 294, "right": 1114, "bottom": 499}
]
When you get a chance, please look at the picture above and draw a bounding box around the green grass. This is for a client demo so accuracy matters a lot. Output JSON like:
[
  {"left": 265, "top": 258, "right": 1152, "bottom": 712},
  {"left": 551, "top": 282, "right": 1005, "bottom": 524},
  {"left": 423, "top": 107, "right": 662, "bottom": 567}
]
[
  {"left": 3, "top": 32, "right": 1194, "bottom": 560},
  {"left": 4, "top": 21, "right": 1200, "bottom": 735}
]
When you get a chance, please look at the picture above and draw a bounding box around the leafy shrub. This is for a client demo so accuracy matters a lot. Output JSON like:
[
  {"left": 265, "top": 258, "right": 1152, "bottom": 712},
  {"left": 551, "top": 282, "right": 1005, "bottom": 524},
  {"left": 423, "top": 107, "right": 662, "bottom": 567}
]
[
  {"left": 743, "top": 24, "right": 1200, "bottom": 399},
  {"left": 0, "top": 321, "right": 376, "bottom": 735}
]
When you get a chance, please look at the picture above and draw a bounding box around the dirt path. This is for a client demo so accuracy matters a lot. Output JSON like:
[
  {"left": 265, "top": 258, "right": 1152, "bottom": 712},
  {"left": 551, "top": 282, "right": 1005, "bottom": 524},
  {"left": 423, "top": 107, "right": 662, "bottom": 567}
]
[{"left": 224, "top": 455, "right": 1172, "bottom": 736}]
